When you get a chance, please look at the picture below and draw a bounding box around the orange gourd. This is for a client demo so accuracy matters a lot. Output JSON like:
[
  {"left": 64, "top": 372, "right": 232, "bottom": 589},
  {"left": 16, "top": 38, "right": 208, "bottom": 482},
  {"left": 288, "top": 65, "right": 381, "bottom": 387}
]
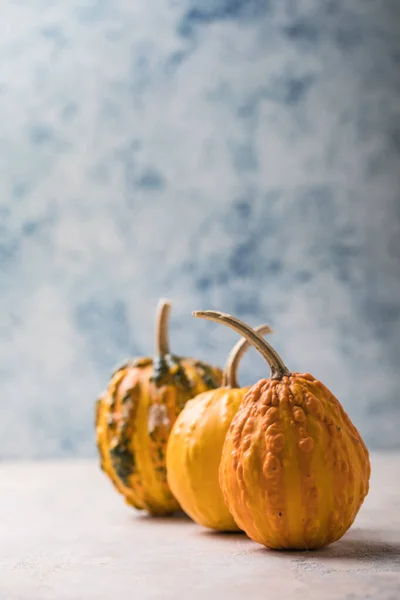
[
  {"left": 95, "top": 299, "right": 222, "bottom": 515},
  {"left": 193, "top": 310, "right": 371, "bottom": 550},
  {"left": 166, "top": 324, "right": 272, "bottom": 531}
]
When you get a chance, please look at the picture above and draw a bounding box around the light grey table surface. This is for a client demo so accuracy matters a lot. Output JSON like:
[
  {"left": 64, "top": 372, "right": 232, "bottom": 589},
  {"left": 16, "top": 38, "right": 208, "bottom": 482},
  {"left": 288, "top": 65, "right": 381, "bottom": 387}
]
[{"left": 1, "top": 453, "right": 399, "bottom": 600}]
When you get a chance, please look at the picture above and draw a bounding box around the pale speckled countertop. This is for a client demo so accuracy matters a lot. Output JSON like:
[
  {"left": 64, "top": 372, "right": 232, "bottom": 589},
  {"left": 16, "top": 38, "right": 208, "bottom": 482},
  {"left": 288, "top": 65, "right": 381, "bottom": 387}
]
[{"left": 1, "top": 453, "right": 399, "bottom": 600}]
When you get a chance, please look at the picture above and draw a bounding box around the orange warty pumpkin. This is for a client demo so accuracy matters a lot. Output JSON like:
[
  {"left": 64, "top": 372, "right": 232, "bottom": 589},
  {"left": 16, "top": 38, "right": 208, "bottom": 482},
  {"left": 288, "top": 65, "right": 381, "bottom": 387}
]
[
  {"left": 95, "top": 299, "right": 222, "bottom": 515},
  {"left": 166, "top": 323, "right": 272, "bottom": 531},
  {"left": 193, "top": 310, "right": 371, "bottom": 550}
]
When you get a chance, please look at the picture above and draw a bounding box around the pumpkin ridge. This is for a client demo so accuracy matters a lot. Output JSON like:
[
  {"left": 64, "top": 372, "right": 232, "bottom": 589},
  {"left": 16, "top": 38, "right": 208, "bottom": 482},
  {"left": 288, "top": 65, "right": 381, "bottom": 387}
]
[
  {"left": 112, "top": 372, "right": 145, "bottom": 508},
  {"left": 128, "top": 371, "right": 153, "bottom": 512},
  {"left": 314, "top": 383, "right": 338, "bottom": 545},
  {"left": 252, "top": 403, "right": 271, "bottom": 543},
  {"left": 241, "top": 403, "right": 262, "bottom": 535},
  {"left": 262, "top": 384, "right": 287, "bottom": 547},
  {"left": 336, "top": 403, "right": 358, "bottom": 541},
  {"left": 298, "top": 382, "right": 332, "bottom": 547},
  {"left": 182, "top": 392, "right": 208, "bottom": 525},
  {"left": 189, "top": 391, "right": 228, "bottom": 527},
  {"left": 140, "top": 375, "right": 178, "bottom": 514},
  {"left": 284, "top": 382, "right": 306, "bottom": 548},
  {"left": 97, "top": 368, "right": 143, "bottom": 508},
  {"left": 116, "top": 381, "right": 145, "bottom": 509},
  {"left": 291, "top": 380, "right": 321, "bottom": 548},
  {"left": 221, "top": 412, "right": 251, "bottom": 534},
  {"left": 341, "top": 423, "right": 360, "bottom": 534},
  {"left": 207, "top": 389, "right": 242, "bottom": 529},
  {"left": 218, "top": 428, "right": 240, "bottom": 530},
  {"left": 316, "top": 384, "right": 345, "bottom": 545},
  {"left": 280, "top": 382, "right": 301, "bottom": 548},
  {"left": 103, "top": 371, "right": 129, "bottom": 495}
]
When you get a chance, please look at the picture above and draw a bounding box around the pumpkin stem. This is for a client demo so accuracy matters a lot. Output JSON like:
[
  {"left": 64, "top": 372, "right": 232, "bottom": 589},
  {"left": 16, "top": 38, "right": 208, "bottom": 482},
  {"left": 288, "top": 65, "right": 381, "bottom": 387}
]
[
  {"left": 193, "top": 311, "right": 291, "bottom": 380},
  {"left": 222, "top": 324, "right": 273, "bottom": 388},
  {"left": 156, "top": 298, "right": 172, "bottom": 356}
]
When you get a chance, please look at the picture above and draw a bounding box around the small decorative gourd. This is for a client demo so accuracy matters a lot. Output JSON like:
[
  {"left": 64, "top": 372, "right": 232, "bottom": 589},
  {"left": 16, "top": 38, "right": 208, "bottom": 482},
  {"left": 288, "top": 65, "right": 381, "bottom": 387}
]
[
  {"left": 166, "top": 323, "right": 272, "bottom": 531},
  {"left": 193, "top": 310, "right": 371, "bottom": 550},
  {"left": 95, "top": 299, "right": 222, "bottom": 515}
]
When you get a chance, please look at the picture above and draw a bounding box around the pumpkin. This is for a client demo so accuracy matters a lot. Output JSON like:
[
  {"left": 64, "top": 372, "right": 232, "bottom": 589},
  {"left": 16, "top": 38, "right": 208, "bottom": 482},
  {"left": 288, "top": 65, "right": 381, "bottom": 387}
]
[
  {"left": 166, "top": 323, "right": 272, "bottom": 531},
  {"left": 193, "top": 310, "right": 371, "bottom": 550},
  {"left": 95, "top": 299, "right": 222, "bottom": 515}
]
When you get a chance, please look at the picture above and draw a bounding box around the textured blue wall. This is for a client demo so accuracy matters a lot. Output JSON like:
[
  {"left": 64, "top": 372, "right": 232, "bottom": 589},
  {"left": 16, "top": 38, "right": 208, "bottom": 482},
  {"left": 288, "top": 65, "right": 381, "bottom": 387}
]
[{"left": 1, "top": 1, "right": 400, "bottom": 458}]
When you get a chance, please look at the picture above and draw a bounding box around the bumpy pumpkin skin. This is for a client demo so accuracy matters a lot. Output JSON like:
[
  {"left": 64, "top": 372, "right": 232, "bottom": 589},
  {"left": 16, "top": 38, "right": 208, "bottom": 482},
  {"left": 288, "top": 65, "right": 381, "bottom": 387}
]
[
  {"left": 96, "top": 355, "right": 222, "bottom": 516},
  {"left": 220, "top": 373, "right": 371, "bottom": 550},
  {"left": 167, "top": 387, "right": 245, "bottom": 530}
]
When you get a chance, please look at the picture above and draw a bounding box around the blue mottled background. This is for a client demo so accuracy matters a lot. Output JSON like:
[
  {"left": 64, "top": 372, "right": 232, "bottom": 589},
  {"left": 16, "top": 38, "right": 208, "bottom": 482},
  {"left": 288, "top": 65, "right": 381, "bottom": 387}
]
[{"left": 1, "top": 1, "right": 399, "bottom": 458}]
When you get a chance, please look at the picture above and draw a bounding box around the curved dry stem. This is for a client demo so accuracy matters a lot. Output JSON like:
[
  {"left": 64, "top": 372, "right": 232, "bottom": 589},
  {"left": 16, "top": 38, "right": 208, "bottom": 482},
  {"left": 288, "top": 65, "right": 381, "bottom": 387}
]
[
  {"left": 222, "top": 324, "right": 273, "bottom": 388},
  {"left": 155, "top": 298, "right": 172, "bottom": 356},
  {"left": 193, "top": 310, "right": 291, "bottom": 380}
]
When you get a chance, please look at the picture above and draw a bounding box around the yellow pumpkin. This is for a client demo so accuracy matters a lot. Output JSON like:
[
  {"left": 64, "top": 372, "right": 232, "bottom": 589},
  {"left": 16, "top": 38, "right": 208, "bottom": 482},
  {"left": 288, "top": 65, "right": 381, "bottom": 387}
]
[
  {"left": 166, "top": 323, "right": 272, "bottom": 531},
  {"left": 95, "top": 299, "right": 222, "bottom": 515},
  {"left": 193, "top": 310, "right": 371, "bottom": 550}
]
